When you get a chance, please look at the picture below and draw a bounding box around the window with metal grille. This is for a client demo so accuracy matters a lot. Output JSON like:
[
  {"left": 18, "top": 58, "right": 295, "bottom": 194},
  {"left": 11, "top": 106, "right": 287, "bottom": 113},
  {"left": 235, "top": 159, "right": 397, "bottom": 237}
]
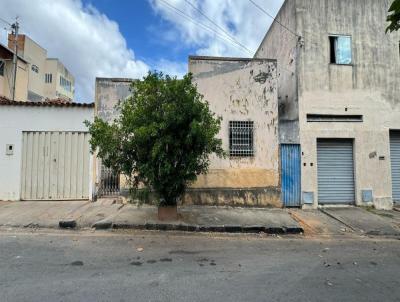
[{"left": 229, "top": 121, "right": 254, "bottom": 157}]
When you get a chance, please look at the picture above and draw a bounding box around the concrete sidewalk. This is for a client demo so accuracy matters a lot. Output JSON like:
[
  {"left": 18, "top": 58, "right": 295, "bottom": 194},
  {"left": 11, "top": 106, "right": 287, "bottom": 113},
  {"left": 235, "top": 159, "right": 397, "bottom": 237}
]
[
  {"left": 0, "top": 199, "right": 122, "bottom": 229},
  {"left": 1, "top": 200, "right": 399, "bottom": 237},
  {"left": 106, "top": 205, "right": 303, "bottom": 234},
  {"left": 0, "top": 200, "right": 88, "bottom": 228},
  {"left": 0, "top": 200, "right": 303, "bottom": 234},
  {"left": 320, "top": 207, "right": 400, "bottom": 236}
]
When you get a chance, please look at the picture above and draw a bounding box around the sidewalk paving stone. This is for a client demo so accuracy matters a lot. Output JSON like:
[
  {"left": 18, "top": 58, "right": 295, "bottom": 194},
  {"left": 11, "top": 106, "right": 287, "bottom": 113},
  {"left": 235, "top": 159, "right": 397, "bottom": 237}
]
[
  {"left": 288, "top": 209, "right": 352, "bottom": 236},
  {"left": 320, "top": 207, "right": 400, "bottom": 236}
]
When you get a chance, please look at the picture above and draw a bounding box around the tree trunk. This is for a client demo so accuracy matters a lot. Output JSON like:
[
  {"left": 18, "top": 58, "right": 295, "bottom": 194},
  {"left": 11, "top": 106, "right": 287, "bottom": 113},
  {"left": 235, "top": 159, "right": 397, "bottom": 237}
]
[{"left": 158, "top": 205, "right": 178, "bottom": 221}]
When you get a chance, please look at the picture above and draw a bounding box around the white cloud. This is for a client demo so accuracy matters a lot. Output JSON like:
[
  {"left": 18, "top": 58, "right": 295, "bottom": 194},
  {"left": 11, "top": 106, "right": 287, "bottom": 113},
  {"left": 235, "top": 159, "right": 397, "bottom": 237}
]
[
  {"left": 153, "top": 59, "right": 187, "bottom": 78},
  {"left": 149, "top": 0, "right": 285, "bottom": 57},
  {"left": 0, "top": 0, "right": 150, "bottom": 102},
  {"left": 0, "top": 0, "right": 285, "bottom": 101}
]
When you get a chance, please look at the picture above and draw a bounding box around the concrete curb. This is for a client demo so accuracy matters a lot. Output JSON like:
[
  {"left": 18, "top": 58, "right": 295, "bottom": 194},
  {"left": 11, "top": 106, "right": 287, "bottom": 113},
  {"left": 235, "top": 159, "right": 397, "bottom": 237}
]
[
  {"left": 108, "top": 222, "right": 303, "bottom": 234},
  {"left": 92, "top": 220, "right": 113, "bottom": 230},
  {"left": 59, "top": 219, "right": 77, "bottom": 229},
  {"left": 58, "top": 201, "right": 92, "bottom": 229}
]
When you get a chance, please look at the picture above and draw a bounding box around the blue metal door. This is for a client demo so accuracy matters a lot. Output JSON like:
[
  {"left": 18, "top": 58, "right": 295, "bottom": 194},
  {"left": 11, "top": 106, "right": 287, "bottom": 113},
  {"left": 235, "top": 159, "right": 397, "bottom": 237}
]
[{"left": 281, "top": 144, "right": 301, "bottom": 207}]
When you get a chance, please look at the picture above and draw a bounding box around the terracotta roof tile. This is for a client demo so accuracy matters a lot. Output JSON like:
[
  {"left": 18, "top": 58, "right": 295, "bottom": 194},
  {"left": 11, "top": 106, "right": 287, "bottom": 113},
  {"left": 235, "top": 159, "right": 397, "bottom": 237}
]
[{"left": 0, "top": 95, "right": 94, "bottom": 108}]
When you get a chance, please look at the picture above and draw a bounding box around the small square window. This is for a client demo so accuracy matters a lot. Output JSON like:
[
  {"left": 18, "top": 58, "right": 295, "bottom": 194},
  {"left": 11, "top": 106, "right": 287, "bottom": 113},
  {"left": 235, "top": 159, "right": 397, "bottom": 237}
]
[
  {"left": 329, "top": 35, "right": 352, "bottom": 65},
  {"left": 229, "top": 121, "right": 254, "bottom": 157}
]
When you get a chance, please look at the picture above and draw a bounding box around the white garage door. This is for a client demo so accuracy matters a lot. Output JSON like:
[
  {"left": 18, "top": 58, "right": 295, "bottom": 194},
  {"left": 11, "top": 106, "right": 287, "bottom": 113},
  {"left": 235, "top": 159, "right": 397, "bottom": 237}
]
[
  {"left": 390, "top": 131, "right": 400, "bottom": 204},
  {"left": 317, "top": 139, "right": 355, "bottom": 204},
  {"left": 21, "top": 131, "right": 90, "bottom": 200}
]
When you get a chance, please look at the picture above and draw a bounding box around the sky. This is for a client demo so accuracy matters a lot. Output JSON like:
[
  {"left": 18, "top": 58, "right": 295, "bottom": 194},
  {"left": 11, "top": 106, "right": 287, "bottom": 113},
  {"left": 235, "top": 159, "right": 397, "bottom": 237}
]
[{"left": 0, "top": 0, "right": 284, "bottom": 102}]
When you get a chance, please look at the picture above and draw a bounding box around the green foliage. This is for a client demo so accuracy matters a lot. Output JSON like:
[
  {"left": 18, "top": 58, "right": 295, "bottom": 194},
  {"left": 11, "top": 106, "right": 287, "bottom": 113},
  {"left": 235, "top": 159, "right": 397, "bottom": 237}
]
[
  {"left": 386, "top": 0, "right": 400, "bottom": 33},
  {"left": 86, "top": 72, "right": 225, "bottom": 206}
]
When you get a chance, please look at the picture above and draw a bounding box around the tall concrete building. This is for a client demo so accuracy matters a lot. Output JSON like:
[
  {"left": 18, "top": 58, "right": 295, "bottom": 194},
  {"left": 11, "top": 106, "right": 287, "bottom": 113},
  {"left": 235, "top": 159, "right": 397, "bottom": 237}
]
[
  {"left": 7, "top": 34, "right": 75, "bottom": 102},
  {"left": 255, "top": 0, "right": 400, "bottom": 209}
]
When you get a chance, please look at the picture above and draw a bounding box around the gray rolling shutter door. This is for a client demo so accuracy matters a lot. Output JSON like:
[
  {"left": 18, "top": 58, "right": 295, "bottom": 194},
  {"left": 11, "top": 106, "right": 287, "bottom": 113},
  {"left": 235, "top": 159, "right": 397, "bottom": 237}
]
[
  {"left": 390, "top": 132, "right": 400, "bottom": 203},
  {"left": 317, "top": 139, "right": 355, "bottom": 204}
]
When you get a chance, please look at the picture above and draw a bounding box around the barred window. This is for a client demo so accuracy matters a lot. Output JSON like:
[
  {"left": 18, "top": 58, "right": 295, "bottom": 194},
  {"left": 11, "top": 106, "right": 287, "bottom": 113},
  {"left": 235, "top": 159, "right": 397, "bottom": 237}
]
[
  {"left": 45, "top": 73, "right": 52, "bottom": 83},
  {"left": 229, "top": 121, "right": 254, "bottom": 157}
]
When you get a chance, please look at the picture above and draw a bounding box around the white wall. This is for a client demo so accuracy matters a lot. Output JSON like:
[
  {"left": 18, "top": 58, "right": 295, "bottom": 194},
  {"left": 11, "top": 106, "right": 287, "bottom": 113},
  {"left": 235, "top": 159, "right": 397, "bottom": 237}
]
[{"left": 0, "top": 105, "right": 94, "bottom": 201}]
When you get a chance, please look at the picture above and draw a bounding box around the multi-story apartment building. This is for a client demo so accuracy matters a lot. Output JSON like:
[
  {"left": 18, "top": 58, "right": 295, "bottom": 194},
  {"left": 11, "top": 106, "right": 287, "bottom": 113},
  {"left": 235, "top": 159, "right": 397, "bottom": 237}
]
[
  {"left": 44, "top": 58, "right": 75, "bottom": 100},
  {"left": 7, "top": 34, "right": 75, "bottom": 102}
]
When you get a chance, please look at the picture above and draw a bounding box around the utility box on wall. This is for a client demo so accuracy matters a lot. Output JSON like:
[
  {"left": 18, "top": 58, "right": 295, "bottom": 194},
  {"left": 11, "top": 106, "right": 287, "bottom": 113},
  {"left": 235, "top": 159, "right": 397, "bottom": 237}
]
[{"left": 5, "top": 144, "right": 14, "bottom": 155}]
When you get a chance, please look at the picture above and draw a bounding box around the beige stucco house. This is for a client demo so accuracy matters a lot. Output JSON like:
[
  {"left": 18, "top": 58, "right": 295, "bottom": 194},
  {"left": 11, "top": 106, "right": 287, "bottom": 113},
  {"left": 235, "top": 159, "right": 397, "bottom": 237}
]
[
  {"left": 186, "top": 57, "right": 280, "bottom": 207},
  {"left": 94, "top": 64, "right": 280, "bottom": 208}
]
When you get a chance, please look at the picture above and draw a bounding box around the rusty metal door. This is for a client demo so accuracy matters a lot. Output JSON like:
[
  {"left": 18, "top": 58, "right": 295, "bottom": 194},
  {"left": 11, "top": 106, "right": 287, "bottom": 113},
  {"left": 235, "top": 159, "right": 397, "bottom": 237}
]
[
  {"left": 21, "top": 131, "right": 90, "bottom": 200},
  {"left": 98, "top": 165, "right": 120, "bottom": 196}
]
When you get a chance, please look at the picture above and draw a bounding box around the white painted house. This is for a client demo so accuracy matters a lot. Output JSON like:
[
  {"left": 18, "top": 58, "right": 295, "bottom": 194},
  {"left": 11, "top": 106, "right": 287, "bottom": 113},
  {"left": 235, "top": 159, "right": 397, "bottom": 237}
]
[{"left": 0, "top": 97, "right": 94, "bottom": 201}]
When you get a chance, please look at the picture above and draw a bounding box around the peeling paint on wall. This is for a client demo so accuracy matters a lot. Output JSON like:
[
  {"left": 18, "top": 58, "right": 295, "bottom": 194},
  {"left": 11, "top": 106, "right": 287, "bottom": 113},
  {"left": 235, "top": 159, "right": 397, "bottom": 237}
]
[
  {"left": 188, "top": 57, "right": 280, "bottom": 207},
  {"left": 95, "top": 78, "right": 133, "bottom": 122}
]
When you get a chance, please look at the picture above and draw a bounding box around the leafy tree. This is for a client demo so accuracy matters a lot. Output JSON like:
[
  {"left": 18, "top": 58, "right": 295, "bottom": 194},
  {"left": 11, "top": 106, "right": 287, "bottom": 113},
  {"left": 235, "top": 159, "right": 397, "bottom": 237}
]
[
  {"left": 86, "top": 72, "right": 224, "bottom": 207},
  {"left": 387, "top": 0, "right": 400, "bottom": 33}
]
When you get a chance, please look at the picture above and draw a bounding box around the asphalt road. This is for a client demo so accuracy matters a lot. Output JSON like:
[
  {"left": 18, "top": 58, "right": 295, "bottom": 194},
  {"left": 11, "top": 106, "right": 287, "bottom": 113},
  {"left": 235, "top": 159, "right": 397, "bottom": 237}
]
[{"left": 0, "top": 229, "right": 399, "bottom": 302}]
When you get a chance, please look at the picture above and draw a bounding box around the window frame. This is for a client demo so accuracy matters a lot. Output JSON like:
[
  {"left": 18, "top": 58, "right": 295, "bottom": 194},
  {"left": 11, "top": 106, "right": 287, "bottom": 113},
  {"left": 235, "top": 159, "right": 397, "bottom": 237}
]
[
  {"left": 45, "top": 73, "right": 52, "bottom": 83},
  {"left": 329, "top": 34, "right": 353, "bottom": 65},
  {"left": 229, "top": 121, "right": 254, "bottom": 157},
  {"left": 60, "top": 76, "right": 71, "bottom": 92}
]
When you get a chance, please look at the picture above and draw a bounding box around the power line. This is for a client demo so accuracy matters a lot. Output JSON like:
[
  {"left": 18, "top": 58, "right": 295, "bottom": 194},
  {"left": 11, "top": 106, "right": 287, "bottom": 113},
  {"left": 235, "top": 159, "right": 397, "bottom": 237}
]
[
  {"left": 158, "top": 0, "right": 252, "bottom": 56},
  {"left": 0, "top": 16, "right": 12, "bottom": 26},
  {"left": 248, "top": 0, "right": 300, "bottom": 38},
  {"left": 183, "top": 0, "right": 254, "bottom": 55},
  {"left": 159, "top": 0, "right": 251, "bottom": 55}
]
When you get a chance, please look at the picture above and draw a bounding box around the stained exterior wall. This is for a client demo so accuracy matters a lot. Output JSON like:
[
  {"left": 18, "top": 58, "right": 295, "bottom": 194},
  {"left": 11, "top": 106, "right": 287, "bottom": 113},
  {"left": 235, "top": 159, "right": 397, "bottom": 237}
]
[
  {"left": 188, "top": 56, "right": 280, "bottom": 207},
  {"left": 95, "top": 78, "right": 132, "bottom": 123},
  {"left": 256, "top": 0, "right": 400, "bottom": 209},
  {"left": 254, "top": 0, "right": 299, "bottom": 144},
  {"left": 94, "top": 78, "right": 133, "bottom": 194},
  {"left": 296, "top": 0, "right": 400, "bottom": 209}
]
